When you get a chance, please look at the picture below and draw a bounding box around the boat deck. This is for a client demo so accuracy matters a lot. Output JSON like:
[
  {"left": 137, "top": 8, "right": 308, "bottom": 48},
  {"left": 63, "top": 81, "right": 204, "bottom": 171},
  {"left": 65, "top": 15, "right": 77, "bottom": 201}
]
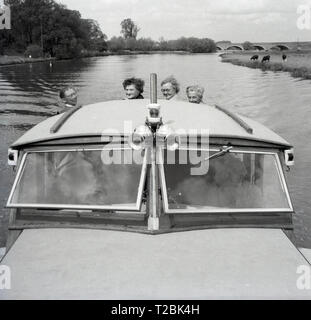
[
  {"left": 11, "top": 100, "right": 291, "bottom": 149},
  {"left": 1, "top": 228, "right": 310, "bottom": 299}
]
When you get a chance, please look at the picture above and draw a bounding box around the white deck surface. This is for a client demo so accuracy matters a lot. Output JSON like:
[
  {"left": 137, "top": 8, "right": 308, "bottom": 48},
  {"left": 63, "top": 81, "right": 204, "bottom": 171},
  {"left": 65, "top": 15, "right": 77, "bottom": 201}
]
[
  {"left": 300, "top": 248, "right": 311, "bottom": 264},
  {"left": 1, "top": 228, "right": 311, "bottom": 300},
  {"left": 0, "top": 247, "right": 5, "bottom": 261},
  {"left": 11, "top": 99, "right": 291, "bottom": 148}
]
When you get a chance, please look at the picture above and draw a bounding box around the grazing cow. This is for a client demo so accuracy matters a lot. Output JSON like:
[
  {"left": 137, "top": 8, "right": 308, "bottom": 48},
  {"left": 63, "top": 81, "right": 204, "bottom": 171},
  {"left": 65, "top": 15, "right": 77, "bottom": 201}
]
[
  {"left": 282, "top": 54, "right": 287, "bottom": 62},
  {"left": 250, "top": 55, "right": 259, "bottom": 61},
  {"left": 262, "top": 55, "right": 270, "bottom": 63}
]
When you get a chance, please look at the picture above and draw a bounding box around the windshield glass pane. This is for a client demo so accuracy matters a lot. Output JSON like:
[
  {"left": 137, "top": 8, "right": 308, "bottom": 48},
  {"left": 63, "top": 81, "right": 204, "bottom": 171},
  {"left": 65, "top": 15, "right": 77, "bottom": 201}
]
[
  {"left": 10, "top": 149, "right": 145, "bottom": 209},
  {"left": 163, "top": 150, "right": 290, "bottom": 211}
]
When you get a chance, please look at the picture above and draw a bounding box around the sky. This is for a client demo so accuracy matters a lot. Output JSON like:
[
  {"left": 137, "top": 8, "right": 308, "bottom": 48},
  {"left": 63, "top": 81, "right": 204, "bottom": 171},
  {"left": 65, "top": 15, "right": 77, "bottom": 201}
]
[{"left": 56, "top": 0, "right": 311, "bottom": 42}]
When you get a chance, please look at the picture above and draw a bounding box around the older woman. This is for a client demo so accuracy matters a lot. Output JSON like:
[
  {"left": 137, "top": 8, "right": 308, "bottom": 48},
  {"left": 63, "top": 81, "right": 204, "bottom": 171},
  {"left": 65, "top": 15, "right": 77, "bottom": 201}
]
[
  {"left": 186, "top": 85, "right": 205, "bottom": 104},
  {"left": 161, "top": 76, "right": 180, "bottom": 100},
  {"left": 122, "top": 77, "right": 145, "bottom": 99}
]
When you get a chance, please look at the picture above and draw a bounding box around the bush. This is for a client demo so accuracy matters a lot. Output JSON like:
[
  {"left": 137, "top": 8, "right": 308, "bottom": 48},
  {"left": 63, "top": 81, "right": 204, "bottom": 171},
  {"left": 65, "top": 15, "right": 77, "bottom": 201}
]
[
  {"left": 108, "top": 37, "right": 126, "bottom": 52},
  {"left": 53, "top": 40, "right": 84, "bottom": 59},
  {"left": 242, "top": 41, "right": 255, "bottom": 50},
  {"left": 107, "top": 36, "right": 217, "bottom": 53},
  {"left": 24, "top": 45, "right": 42, "bottom": 58}
]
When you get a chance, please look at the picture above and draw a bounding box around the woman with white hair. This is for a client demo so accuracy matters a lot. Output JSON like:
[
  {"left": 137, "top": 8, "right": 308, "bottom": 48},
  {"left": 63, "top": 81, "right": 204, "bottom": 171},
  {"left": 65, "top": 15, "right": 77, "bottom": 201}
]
[
  {"left": 161, "top": 76, "right": 180, "bottom": 100},
  {"left": 186, "top": 85, "right": 205, "bottom": 104}
]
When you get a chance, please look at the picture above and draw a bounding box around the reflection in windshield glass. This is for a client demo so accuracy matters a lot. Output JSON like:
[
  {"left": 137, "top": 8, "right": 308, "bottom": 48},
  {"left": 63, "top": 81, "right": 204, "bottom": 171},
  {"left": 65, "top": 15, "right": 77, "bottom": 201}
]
[
  {"left": 11, "top": 150, "right": 144, "bottom": 207},
  {"left": 163, "top": 151, "right": 290, "bottom": 210}
]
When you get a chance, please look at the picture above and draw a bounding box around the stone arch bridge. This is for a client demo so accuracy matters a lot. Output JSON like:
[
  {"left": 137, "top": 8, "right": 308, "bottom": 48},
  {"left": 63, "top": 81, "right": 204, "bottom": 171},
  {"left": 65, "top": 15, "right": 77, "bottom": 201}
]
[{"left": 216, "top": 42, "right": 310, "bottom": 51}]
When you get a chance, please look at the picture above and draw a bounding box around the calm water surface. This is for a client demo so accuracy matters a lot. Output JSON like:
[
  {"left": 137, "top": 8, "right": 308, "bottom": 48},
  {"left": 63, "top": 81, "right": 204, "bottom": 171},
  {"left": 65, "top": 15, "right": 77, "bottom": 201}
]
[{"left": 0, "top": 53, "right": 310, "bottom": 247}]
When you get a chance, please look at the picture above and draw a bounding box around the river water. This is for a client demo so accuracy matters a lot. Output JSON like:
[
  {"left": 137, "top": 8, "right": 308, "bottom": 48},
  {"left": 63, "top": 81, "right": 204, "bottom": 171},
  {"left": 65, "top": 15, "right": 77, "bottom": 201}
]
[{"left": 0, "top": 53, "right": 310, "bottom": 247}]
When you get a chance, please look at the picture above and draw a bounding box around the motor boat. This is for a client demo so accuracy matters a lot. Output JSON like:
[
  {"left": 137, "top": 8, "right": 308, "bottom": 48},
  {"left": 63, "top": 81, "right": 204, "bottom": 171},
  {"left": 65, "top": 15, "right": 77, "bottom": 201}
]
[{"left": 1, "top": 74, "right": 310, "bottom": 299}]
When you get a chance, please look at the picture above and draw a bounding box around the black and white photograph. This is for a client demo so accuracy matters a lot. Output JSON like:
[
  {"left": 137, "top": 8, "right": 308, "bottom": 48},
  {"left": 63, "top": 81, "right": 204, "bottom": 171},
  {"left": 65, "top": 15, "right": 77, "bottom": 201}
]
[{"left": 1, "top": 0, "right": 311, "bottom": 302}]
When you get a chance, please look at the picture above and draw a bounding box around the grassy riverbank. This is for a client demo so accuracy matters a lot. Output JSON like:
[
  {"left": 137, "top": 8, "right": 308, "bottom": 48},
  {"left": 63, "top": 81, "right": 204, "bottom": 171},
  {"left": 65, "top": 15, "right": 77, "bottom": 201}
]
[
  {"left": 0, "top": 52, "right": 142, "bottom": 67},
  {"left": 0, "top": 55, "right": 56, "bottom": 66},
  {"left": 220, "top": 51, "right": 311, "bottom": 80}
]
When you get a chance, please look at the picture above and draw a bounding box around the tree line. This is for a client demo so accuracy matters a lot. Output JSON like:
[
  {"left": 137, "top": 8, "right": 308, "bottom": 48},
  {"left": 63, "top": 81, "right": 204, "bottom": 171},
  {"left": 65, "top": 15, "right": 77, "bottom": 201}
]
[
  {"left": 0, "top": 1, "right": 217, "bottom": 58},
  {"left": 0, "top": 0, "right": 107, "bottom": 58},
  {"left": 108, "top": 18, "right": 217, "bottom": 53},
  {"left": 108, "top": 36, "right": 217, "bottom": 53}
]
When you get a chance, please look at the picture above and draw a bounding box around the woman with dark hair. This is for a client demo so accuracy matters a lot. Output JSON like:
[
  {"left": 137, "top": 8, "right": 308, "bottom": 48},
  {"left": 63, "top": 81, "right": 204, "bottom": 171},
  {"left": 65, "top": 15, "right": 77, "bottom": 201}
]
[{"left": 122, "top": 77, "right": 145, "bottom": 99}]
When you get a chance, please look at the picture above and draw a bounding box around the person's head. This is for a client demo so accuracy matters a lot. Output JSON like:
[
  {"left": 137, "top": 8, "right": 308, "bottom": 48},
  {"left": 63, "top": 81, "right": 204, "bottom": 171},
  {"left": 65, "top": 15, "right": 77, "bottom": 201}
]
[
  {"left": 161, "top": 76, "right": 180, "bottom": 100},
  {"left": 186, "top": 85, "right": 204, "bottom": 104},
  {"left": 59, "top": 86, "right": 78, "bottom": 106},
  {"left": 122, "top": 77, "right": 145, "bottom": 99}
]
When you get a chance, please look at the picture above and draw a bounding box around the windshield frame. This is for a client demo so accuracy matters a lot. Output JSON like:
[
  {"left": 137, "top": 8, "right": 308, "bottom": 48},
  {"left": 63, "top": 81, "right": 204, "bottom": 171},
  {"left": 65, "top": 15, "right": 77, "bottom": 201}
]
[
  {"left": 158, "top": 147, "right": 294, "bottom": 214},
  {"left": 7, "top": 147, "right": 148, "bottom": 212}
]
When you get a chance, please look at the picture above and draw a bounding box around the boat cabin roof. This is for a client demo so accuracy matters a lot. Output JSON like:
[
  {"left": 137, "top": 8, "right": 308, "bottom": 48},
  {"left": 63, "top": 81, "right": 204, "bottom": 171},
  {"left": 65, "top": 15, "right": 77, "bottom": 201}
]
[{"left": 11, "top": 99, "right": 291, "bottom": 149}]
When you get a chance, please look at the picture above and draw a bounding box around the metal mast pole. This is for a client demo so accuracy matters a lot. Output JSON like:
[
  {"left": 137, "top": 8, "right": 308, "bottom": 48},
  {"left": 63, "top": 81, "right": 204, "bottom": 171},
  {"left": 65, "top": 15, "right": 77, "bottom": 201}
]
[{"left": 148, "top": 73, "right": 160, "bottom": 231}]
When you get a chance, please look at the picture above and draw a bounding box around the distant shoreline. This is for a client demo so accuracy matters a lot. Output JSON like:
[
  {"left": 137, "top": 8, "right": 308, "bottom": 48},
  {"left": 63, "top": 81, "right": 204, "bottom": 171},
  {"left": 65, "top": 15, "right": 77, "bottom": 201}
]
[
  {"left": 0, "top": 50, "right": 192, "bottom": 67},
  {"left": 0, "top": 56, "right": 56, "bottom": 67},
  {"left": 220, "top": 51, "right": 311, "bottom": 80}
]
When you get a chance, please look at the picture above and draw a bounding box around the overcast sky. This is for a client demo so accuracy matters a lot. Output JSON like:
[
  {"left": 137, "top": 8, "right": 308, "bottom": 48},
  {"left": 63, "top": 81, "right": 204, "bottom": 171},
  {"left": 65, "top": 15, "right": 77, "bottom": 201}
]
[{"left": 57, "top": 0, "right": 311, "bottom": 42}]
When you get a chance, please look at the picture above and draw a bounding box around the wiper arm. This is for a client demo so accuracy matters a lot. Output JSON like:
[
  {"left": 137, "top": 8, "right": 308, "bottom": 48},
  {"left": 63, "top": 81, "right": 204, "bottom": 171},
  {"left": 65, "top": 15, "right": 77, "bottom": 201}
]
[{"left": 204, "top": 146, "right": 233, "bottom": 161}]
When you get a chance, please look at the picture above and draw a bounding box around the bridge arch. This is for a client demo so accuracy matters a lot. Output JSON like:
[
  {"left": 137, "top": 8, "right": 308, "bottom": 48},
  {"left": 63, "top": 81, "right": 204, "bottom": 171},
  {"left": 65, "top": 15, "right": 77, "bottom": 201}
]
[
  {"left": 270, "top": 44, "right": 290, "bottom": 51},
  {"left": 253, "top": 45, "right": 265, "bottom": 51},
  {"left": 216, "top": 46, "right": 223, "bottom": 51},
  {"left": 226, "top": 45, "right": 243, "bottom": 51}
]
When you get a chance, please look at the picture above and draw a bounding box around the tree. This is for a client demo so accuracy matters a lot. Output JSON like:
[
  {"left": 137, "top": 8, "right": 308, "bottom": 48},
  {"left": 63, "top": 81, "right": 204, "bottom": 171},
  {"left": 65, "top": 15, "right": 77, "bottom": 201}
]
[
  {"left": 1, "top": 0, "right": 107, "bottom": 58},
  {"left": 242, "top": 41, "right": 255, "bottom": 50},
  {"left": 84, "top": 19, "right": 108, "bottom": 52},
  {"left": 108, "top": 36, "right": 125, "bottom": 52},
  {"left": 158, "top": 37, "right": 216, "bottom": 53},
  {"left": 25, "top": 44, "right": 42, "bottom": 58},
  {"left": 135, "top": 38, "right": 155, "bottom": 51},
  {"left": 120, "top": 18, "right": 139, "bottom": 39}
]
